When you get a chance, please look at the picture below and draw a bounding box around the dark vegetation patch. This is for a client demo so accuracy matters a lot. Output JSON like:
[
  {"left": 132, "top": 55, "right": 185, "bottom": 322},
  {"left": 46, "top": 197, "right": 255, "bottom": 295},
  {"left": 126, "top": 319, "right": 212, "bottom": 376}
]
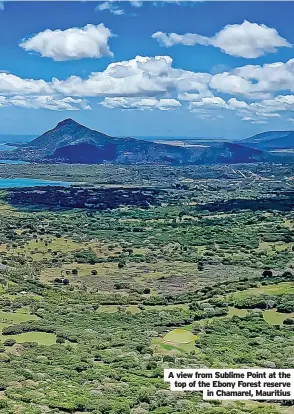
[{"left": 7, "top": 186, "right": 166, "bottom": 210}]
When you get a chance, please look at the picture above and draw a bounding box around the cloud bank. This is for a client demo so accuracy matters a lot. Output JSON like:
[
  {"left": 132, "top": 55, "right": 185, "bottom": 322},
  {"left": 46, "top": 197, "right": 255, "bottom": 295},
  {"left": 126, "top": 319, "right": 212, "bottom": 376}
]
[{"left": 1, "top": 52, "right": 294, "bottom": 121}]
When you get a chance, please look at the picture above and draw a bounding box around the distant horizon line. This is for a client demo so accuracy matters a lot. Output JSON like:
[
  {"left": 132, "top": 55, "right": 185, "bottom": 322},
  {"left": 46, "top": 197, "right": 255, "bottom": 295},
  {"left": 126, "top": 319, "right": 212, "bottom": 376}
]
[{"left": 0, "top": 133, "right": 226, "bottom": 140}]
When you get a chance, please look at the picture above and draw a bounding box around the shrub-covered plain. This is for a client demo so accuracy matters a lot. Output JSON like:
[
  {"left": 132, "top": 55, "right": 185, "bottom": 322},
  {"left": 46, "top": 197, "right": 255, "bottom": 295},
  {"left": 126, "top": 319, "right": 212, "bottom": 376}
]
[{"left": 0, "top": 162, "right": 293, "bottom": 413}]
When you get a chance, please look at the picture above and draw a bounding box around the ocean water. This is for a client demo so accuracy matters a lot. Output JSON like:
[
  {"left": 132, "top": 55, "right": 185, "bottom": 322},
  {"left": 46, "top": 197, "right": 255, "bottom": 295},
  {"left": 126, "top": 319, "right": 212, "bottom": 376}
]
[
  {"left": 0, "top": 137, "right": 71, "bottom": 187},
  {"left": 0, "top": 178, "right": 71, "bottom": 188},
  {"left": 0, "top": 160, "right": 29, "bottom": 164},
  {"left": 0, "top": 144, "right": 16, "bottom": 152},
  {"left": 0, "top": 134, "right": 34, "bottom": 152}
]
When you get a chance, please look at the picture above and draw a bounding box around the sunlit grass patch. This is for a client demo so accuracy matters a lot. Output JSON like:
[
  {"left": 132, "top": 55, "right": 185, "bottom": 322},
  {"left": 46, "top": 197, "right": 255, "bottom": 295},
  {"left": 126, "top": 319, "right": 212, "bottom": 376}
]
[
  {"left": 0, "top": 310, "right": 38, "bottom": 323},
  {"left": 152, "top": 327, "right": 197, "bottom": 355},
  {"left": 152, "top": 338, "right": 186, "bottom": 354},
  {"left": 263, "top": 309, "right": 294, "bottom": 325},
  {"left": 1, "top": 331, "right": 56, "bottom": 346},
  {"left": 97, "top": 305, "right": 119, "bottom": 313},
  {"left": 227, "top": 307, "right": 249, "bottom": 318},
  {"left": 0, "top": 236, "right": 83, "bottom": 262},
  {"left": 232, "top": 282, "right": 294, "bottom": 300},
  {"left": 284, "top": 219, "right": 294, "bottom": 230},
  {"left": 258, "top": 240, "right": 294, "bottom": 254},
  {"left": 163, "top": 328, "right": 196, "bottom": 344},
  {"left": 0, "top": 203, "right": 19, "bottom": 216}
]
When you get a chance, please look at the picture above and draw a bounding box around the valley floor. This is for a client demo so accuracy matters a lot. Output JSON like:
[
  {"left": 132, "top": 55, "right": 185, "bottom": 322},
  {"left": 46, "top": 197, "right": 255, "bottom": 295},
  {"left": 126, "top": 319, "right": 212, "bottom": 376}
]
[{"left": 0, "top": 162, "right": 293, "bottom": 413}]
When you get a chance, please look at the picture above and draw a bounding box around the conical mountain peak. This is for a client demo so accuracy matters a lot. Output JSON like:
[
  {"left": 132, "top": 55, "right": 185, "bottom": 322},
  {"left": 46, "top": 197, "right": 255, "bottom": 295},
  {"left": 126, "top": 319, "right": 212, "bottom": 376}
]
[{"left": 56, "top": 118, "right": 81, "bottom": 128}]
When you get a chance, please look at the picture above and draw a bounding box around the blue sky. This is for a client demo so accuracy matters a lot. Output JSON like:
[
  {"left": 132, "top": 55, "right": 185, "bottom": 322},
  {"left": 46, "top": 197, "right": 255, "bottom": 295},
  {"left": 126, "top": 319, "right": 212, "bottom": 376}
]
[{"left": 1, "top": 1, "right": 294, "bottom": 139}]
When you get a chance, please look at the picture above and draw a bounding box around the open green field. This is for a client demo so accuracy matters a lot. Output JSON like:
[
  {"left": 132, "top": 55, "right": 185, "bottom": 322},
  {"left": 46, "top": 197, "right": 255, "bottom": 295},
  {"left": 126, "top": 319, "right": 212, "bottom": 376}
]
[
  {"left": 0, "top": 236, "right": 83, "bottom": 262},
  {"left": 153, "top": 327, "right": 197, "bottom": 354},
  {"left": 263, "top": 309, "right": 294, "bottom": 325},
  {"left": 227, "top": 307, "right": 249, "bottom": 318},
  {"left": 163, "top": 328, "right": 197, "bottom": 344},
  {"left": 231, "top": 282, "right": 294, "bottom": 300},
  {"left": 0, "top": 309, "right": 55, "bottom": 346},
  {"left": 228, "top": 307, "right": 293, "bottom": 326},
  {"left": 0, "top": 310, "right": 38, "bottom": 323},
  {"left": 1, "top": 331, "right": 56, "bottom": 345}
]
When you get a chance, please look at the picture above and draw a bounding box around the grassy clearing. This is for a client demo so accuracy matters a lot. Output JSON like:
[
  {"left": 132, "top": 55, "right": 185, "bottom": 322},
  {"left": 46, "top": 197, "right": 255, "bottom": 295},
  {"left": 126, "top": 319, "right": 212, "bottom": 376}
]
[
  {"left": 158, "top": 342, "right": 185, "bottom": 352},
  {"left": 284, "top": 219, "right": 294, "bottom": 230},
  {"left": 41, "top": 259, "right": 206, "bottom": 295},
  {"left": 0, "top": 236, "right": 80, "bottom": 253},
  {"left": 263, "top": 309, "right": 294, "bottom": 325},
  {"left": 1, "top": 331, "right": 56, "bottom": 345},
  {"left": 41, "top": 262, "right": 113, "bottom": 281},
  {"left": 232, "top": 282, "right": 294, "bottom": 300},
  {"left": 258, "top": 240, "right": 294, "bottom": 253},
  {"left": 227, "top": 307, "right": 249, "bottom": 318},
  {"left": 0, "top": 310, "right": 38, "bottom": 323},
  {"left": 227, "top": 307, "right": 293, "bottom": 326},
  {"left": 0, "top": 310, "right": 51, "bottom": 345},
  {"left": 152, "top": 337, "right": 196, "bottom": 354},
  {"left": 0, "top": 236, "right": 83, "bottom": 262},
  {"left": 97, "top": 305, "right": 119, "bottom": 313},
  {"left": 0, "top": 204, "right": 20, "bottom": 216},
  {"left": 39, "top": 257, "right": 259, "bottom": 297},
  {"left": 152, "top": 338, "right": 186, "bottom": 354},
  {"left": 163, "top": 328, "right": 196, "bottom": 344},
  {"left": 1, "top": 292, "right": 43, "bottom": 302},
  {"left": 203, "top": 306, "right": 293, "bottom": 327},
  {"left": 152, "top": 326, "right": 197, "bottom": 355},
  {"left": 0, "top": 311, "right": 54, "bottom": 346}
]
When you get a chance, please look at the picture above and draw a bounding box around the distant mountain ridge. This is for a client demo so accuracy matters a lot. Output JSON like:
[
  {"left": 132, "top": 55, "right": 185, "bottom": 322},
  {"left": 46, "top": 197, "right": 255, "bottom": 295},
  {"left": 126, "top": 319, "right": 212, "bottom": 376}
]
[
  {"left": 239, "top": 130, "right": 294, "bottom": 150},
  {"left": 0, "top": 118, "right": 275, "bottom": 165}
]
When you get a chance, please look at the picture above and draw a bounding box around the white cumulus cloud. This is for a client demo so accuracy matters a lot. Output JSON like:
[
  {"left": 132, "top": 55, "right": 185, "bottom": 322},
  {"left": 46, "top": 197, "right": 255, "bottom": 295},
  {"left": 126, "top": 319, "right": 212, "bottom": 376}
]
[
  {"left": 101, "top": 97, "right": 181, "bottom": 110},
  {"left": 130, "top": 1, "right": 143, "bottom": 7},
  {"left": 96, "top": 2, "right": 124, "bottom": 15},
  {"left": 51, "top": 55, "right": 212, "bottom": 98},
  {"left": 2, "top": 95, "right": 91, "bottom": 111},
  {"left": 152, "top": 21, "right": 291, "bottom": 58},
  {"left": 0, "top": 72, "right": 50, "bottom": 95},
  {"left": 210, "top": 59, "right": 294, "bottom": 98},
  {"left": 189, "top": 96, "right": 227, "bottom": 110},
  {"left": 19, "top": 24, "right": 113, "bottom": 61}
]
